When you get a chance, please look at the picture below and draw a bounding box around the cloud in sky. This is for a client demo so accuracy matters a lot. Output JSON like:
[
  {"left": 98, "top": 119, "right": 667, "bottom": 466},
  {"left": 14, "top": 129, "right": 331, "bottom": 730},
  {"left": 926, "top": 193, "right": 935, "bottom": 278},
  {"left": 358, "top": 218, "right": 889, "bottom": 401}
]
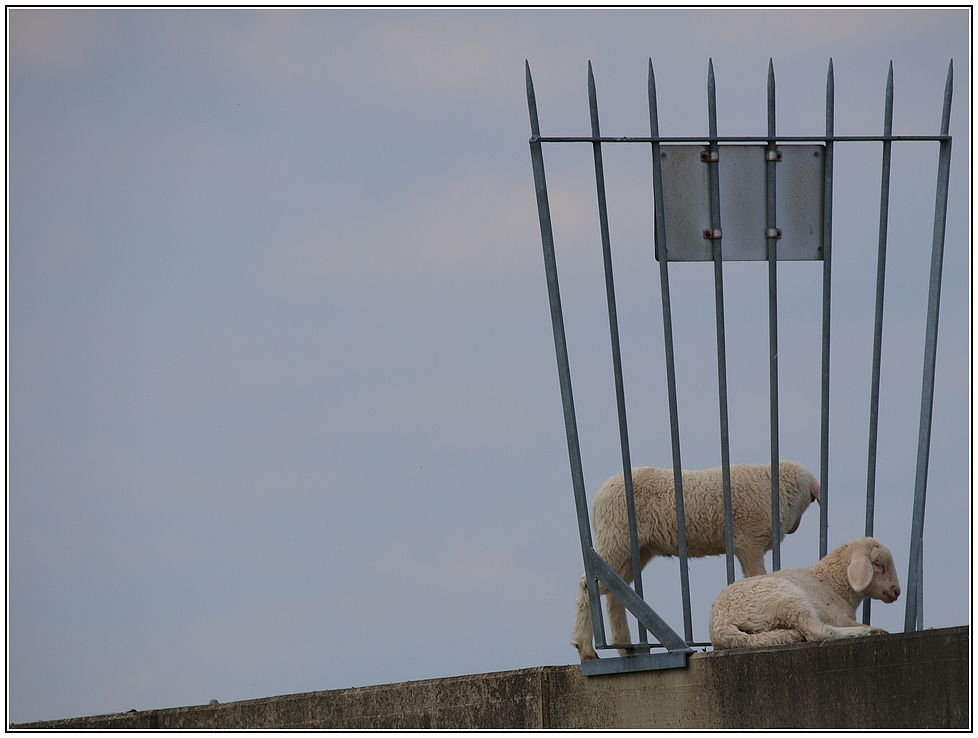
[
  {"left": 8, "top": 7, "right": 970, "bottom": 725},
  {"left": 8, "top": 9, "right": 107, "bottom": 73},
  {"left": 267, "top": 167, "right": 537, "bottom": 288}
]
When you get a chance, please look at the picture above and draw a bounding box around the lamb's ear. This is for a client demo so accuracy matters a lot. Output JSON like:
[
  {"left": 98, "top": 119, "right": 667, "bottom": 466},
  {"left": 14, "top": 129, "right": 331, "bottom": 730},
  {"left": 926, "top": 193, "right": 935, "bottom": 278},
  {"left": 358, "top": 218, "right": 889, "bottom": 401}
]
[{"left": 847, "top": 549, "right": 874, "bottom": 591}]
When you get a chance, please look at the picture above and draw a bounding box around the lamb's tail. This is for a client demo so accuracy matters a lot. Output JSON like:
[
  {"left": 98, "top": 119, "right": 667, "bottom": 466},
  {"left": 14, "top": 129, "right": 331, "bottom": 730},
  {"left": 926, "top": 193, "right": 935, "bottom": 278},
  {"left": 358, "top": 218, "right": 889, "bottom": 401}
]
[
  {"left": 571, "top": 574, "right": 599, "bottom": 660},
  {"left": 709, "top": 624, "right": 805, "bottom": 650}
]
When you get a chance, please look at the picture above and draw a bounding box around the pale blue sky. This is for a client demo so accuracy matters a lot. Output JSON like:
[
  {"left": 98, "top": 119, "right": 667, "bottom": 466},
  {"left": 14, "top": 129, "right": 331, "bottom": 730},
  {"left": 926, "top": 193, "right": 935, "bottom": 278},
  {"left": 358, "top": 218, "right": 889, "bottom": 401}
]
[{"left": 7, "top": 7, "right": 971, "bottom": 724}]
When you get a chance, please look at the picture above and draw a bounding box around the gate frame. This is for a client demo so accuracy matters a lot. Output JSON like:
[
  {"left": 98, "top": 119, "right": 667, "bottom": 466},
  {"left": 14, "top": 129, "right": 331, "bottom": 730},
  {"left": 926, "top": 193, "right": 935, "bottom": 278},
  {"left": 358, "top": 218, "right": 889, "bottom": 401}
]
[{"left": 526, "top": 58, "right": 953, "bottom": 674}]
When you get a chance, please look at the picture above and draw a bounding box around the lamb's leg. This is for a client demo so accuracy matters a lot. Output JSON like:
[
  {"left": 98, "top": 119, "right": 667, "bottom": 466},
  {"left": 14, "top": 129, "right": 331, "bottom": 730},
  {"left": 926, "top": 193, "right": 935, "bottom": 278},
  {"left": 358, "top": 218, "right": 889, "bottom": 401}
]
[
  {"left": 736, "top": 545, "right": 768, "bottom": 578},
  {"left": 605, "top": 594, "right": 630, "bottom": 657},
  {"left": 571, "top": 574, "right": 599, "bottom": 660},
  {"left": 605, "top": 555, "right": 636, "bottom": 657},
  {"left": 794, "top": 617, "right": 887, "bottom": 641},
  {"left": 822, "top": 612, "right": 889, "bottom": 634},
  {"left": 786, "top": 601, "right": 890, "bottom": 642},
  {"left": 605, "top": 585, "right": 633, "bottom": 656}
]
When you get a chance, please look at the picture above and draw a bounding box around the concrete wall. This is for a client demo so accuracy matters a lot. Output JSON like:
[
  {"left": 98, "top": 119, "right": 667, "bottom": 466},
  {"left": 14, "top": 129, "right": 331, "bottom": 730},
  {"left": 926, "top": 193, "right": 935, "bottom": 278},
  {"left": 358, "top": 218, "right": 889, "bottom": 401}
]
[{"left": 12, "top": 626, "right": 968, "bottom": 730}]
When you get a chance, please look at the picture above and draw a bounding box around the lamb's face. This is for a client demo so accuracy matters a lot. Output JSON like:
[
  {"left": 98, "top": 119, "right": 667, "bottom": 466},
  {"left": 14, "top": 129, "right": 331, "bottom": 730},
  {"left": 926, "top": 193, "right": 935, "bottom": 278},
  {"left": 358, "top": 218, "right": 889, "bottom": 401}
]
[{"left": 865, "top": 544, "right": 901, "bottom": 603}]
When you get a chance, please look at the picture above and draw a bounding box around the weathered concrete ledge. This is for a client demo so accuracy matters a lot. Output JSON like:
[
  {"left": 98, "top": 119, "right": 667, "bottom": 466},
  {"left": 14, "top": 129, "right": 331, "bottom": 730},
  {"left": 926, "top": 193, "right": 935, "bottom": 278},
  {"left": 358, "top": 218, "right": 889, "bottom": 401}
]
[{"left": 12, "top": 626, "right": 968, "bottom": 730}]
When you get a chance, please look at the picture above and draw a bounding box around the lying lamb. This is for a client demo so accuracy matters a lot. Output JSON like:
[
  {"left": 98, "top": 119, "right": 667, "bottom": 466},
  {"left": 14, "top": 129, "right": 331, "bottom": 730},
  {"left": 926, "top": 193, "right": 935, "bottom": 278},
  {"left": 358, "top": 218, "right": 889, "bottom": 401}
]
[
  {"left": 572, "top": 460, "right": 820, "bottom": 660},
  {"left": 709, "top": 537, "right": 900, "bottom": 650}
]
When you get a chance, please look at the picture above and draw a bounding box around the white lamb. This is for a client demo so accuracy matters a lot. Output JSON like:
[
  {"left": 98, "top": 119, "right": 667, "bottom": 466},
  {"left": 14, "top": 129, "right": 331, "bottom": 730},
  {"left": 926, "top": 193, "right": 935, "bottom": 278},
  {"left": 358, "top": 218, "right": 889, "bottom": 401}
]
[
  {"left": 708, "top": 537, "right": 900, "bottom": 650},
  {"left": 572, "top": 460, "right": 820, "bottom": 660}
]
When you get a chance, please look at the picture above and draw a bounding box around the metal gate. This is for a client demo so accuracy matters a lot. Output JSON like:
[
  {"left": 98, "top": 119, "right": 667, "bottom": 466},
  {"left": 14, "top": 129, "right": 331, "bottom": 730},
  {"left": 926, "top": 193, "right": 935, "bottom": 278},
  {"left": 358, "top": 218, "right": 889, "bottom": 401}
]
[{"left": 526, "top": 58, "right": 953, "bottom": 675}]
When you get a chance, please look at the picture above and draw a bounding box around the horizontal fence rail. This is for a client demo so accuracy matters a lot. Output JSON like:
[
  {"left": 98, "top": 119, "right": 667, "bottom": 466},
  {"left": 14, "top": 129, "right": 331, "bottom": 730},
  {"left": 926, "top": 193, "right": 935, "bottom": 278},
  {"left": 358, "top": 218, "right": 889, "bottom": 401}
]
[
  {"left": 530, "top": 135, "right": 951, "bottom": 143},
  {"left": 527, "top": 58, "right": 953, "bottom": 672}
]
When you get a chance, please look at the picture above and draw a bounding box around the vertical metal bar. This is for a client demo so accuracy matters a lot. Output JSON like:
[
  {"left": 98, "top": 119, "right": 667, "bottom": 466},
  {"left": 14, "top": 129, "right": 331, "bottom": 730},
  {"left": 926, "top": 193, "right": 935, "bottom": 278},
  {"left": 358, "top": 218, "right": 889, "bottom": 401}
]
[
  {"left": 905, "top": 59, "right": 953, "bottom": 632},
  {"left": 525, "top": 61, "right": 607, "bottom": 648},
  {"left": 587, "top": 62, "right": 649, "bottom": 650},
  {"left": 863, "top": 61, "right": 894, "bottom": 625},
  {"left": 766, "top": 59, "right": 782, "bottom": 570},
  {"left": 819, "top": 59, "right": 835, "bottom": 560},
  {"left": 916, "top": 550, "right": 924, "bottom": 627},
  {"left": 649, "top": 58, "right": 693, "bottom": 642},
  {"left": 705, "top": 60, "right": 736, "bottom": 585}
]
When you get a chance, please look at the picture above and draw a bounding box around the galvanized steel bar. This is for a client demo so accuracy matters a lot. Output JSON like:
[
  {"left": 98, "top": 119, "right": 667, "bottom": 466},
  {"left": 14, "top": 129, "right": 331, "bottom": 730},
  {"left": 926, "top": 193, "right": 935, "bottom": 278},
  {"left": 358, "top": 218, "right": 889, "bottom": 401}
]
[
  {"left": 650, "top": 58, "right": 693, "bottom": 643},
  {"left": 863, "top": 62, "right": 894, "bottom": 625},
  {"left": 525, "top": 61, "right": 607, "bottom": 649},
  {"left": 704, "top": 60, "right": 736, "bottom": 586},
  {"left": 532, "top": 135, "right": 949, "bottom": 144},
  {"left": 905, "top": 59, "right": 953, "bottom": 632},
  {"left": 818, "top": 60, "right": 835, "bottom": 560},
  {"left": 914, "top": 551, "right": 924, "bottom": 629},
  {"left": 587, "top": 62, "right": 649, "bottom": 650},
  {"left": 766, "top": 60, "right": 782, "bottom": 570}
]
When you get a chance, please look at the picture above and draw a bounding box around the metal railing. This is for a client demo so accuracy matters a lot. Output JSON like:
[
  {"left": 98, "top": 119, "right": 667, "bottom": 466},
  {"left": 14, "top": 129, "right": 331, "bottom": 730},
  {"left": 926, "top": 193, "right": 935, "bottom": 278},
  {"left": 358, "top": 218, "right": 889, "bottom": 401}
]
[{"left": 526, "top": 58, "right": 953, "bottom": 674}]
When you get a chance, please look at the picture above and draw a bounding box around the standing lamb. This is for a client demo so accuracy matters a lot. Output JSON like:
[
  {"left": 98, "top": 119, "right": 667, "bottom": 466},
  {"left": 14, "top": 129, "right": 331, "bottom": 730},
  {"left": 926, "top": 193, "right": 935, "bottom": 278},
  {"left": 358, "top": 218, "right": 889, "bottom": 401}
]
[
  {"left": 572, "top": 460, "right": 820, "bottom": 660},
  {"left": 708, "top": 537, "right": 899, "bottom": 650}
]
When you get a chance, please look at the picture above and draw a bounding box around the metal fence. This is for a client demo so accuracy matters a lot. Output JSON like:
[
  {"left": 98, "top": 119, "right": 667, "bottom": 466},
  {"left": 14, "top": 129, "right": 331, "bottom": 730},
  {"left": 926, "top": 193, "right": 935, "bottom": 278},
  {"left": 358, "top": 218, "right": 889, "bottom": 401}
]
[{"left": 526, "top": 58, "right": 953, "bottom": 675}]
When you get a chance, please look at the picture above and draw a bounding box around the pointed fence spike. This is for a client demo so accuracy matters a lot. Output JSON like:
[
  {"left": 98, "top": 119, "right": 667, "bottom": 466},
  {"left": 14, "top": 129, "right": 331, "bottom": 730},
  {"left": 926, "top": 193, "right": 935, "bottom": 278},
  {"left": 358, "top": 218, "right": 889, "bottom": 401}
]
[
  {"left": 588, "top": 62, "right": 599, "bottom": 133},
  {"left": 525, "top": 61, "right": 543, "bottom": 139},
  {"left": 825, "top": 59, "right": 835, "bottom": 136},
  {"left": 707, "top": 60, "right": 718, "bottom": 138},
  {"left": 884, "top": 62, "right": 894, "bottom": 137},
  {"left": 940, "top": 60, "right": 953, "bottom": 135},
  {"left": 648, "top": 59, "right": 660, "bottom": 138},
  {"left": 708, "top": 57, "right": 716, "bottom": 116}
]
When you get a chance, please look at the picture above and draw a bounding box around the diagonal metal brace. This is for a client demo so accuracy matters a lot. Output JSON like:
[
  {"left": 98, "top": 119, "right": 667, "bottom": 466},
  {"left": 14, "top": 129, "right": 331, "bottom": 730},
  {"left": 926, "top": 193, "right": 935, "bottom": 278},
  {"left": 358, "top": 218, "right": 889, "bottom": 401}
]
[{"left": 586, "top": 548, "right": 694, "bottom": 655}]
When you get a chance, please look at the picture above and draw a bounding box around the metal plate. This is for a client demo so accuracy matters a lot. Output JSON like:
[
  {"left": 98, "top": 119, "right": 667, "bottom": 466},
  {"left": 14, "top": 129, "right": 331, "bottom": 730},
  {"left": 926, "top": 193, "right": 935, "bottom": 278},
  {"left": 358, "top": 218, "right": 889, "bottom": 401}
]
[{"left": 656, "top": 145, "right": 825, "bottom": 261}]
